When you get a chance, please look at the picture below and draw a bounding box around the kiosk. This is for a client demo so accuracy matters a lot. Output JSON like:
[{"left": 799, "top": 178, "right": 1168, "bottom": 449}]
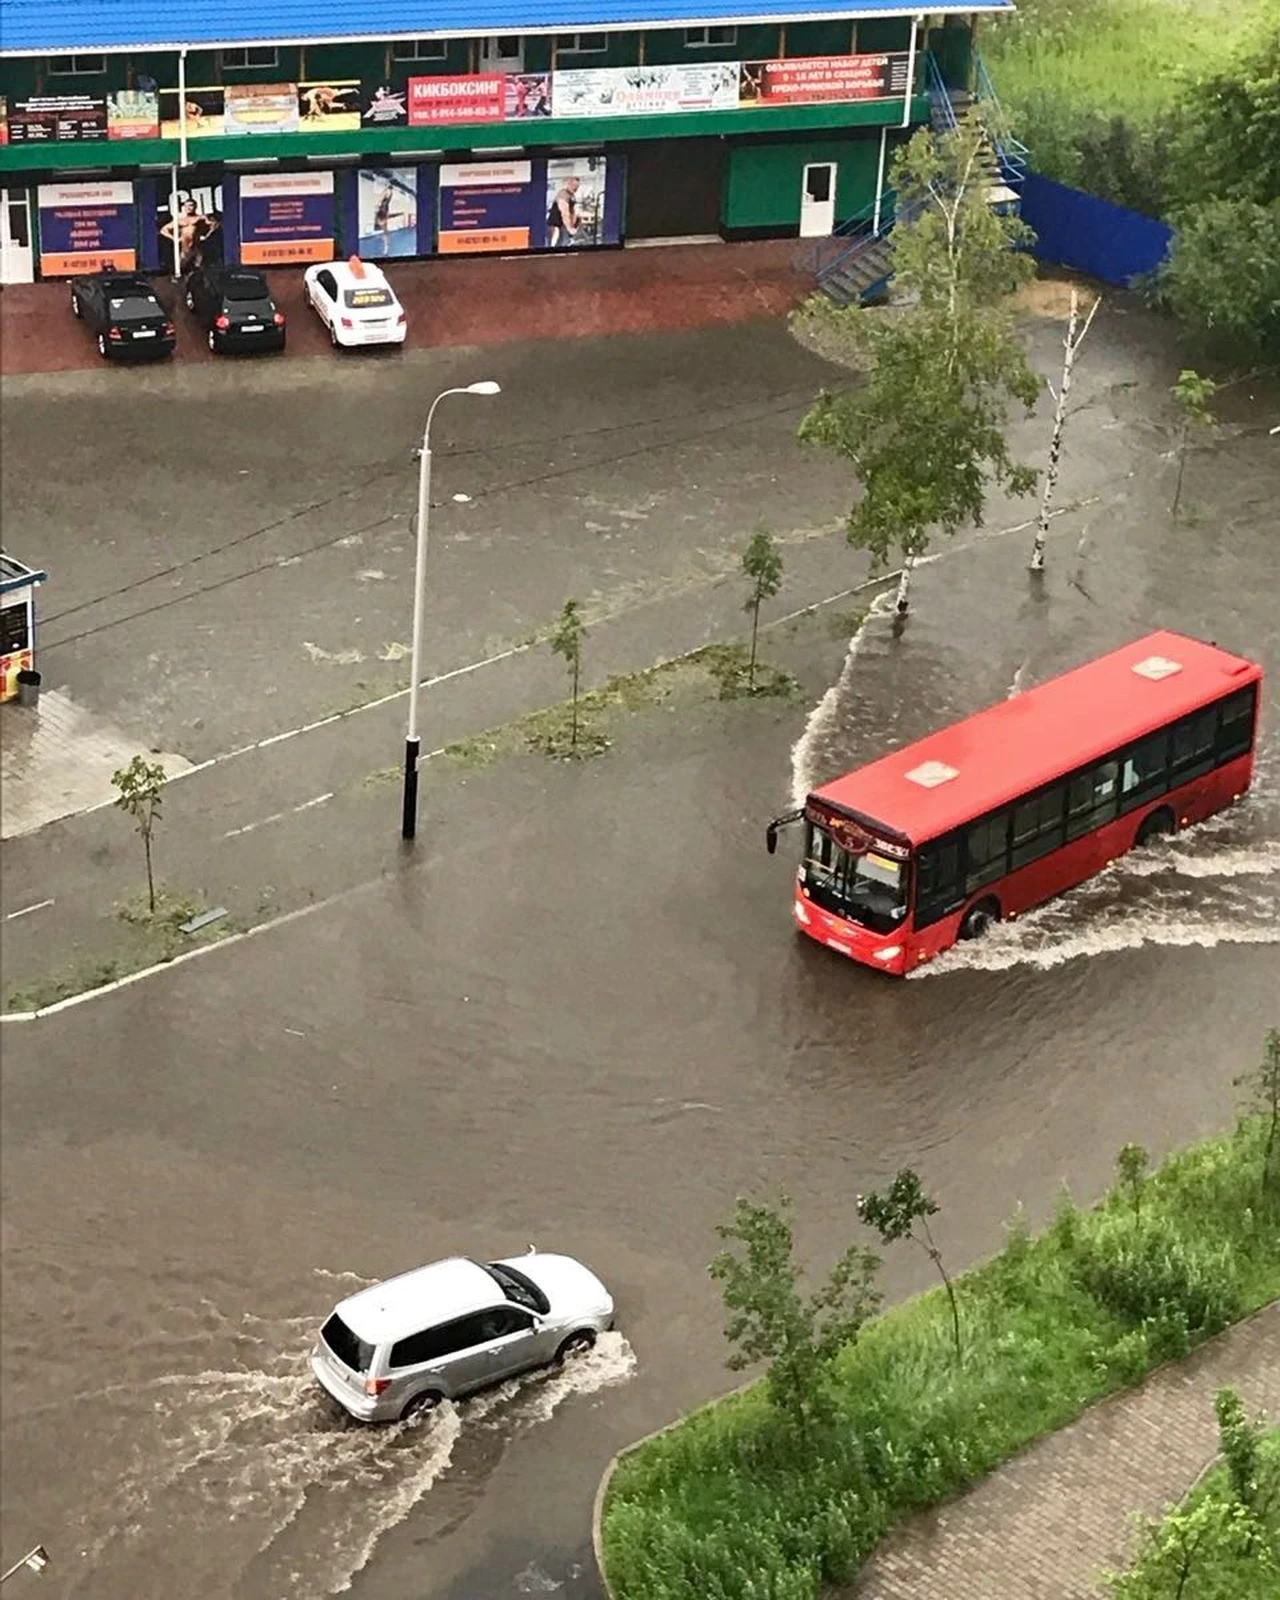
[{"left": 1, "top": 553, "right": 48, "bottom": 702}]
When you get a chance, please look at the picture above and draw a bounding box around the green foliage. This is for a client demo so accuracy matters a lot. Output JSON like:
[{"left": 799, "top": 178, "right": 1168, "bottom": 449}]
[
  {"left": 741, "top": 530, "right": 783, "bottom": 692},
  {"left": 798, "top": 120, "right": 1039, "bottom": 607},
  {"left": 858, "top": 1170, "right": 961, "bottom": 1363},
  {"left": 1116, "top": 1143, "right": 1150, "bottom": 1225},
  {"left": 111, "top": 753, "right": 167, "bottom": 915},
  {"left": 1168, "top": 369, "right": 1219, "bottom": 520},
  {"left": 1106, "top": 1409, "right": 1280, "bottom": 1600},
  {"left": 709, "top": 1195, "right": 881, "bottom": 1446},
  {"left": 548, "top": 598, "right": 587, "bottom": 755},
  {"left": 1073, "top": 1213, "right": 1241, "bottom": 1336},
  {"left": 601, "top": 1114, "right": 1280, "bottom": 1600},
  {"left": 1158, "top": 199, "right": 1280, "bottom": 360}
]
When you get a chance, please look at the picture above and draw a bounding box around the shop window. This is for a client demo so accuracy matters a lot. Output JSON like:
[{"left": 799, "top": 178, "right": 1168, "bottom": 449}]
[
  {"left": 48, "top": 54, "right": 106, "bottom": 75},
  {"left": 557, "top": 33, "right": 609, "bottom": 56},
  {"left": 685, "top": 26, "right": 738, "bottom": 47},
  {"left": 391, "top": 38, "right": 448, "bottom": 62},
  {"left": 222, "top": 46, "right": 279, "bottom": 70}
]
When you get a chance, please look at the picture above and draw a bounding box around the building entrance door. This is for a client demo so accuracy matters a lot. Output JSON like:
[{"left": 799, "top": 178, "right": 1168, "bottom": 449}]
[
  {"left": 799, "top": 163, "right": 837, "bottom": 238},
  {"left": 0, "top": 190, "right": 34, "bottom": 283}
]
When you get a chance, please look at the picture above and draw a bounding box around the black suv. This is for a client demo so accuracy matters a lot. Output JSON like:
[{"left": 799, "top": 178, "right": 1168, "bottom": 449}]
[
  {"left": 70, "top": 274, "right": 176, "bottom": 361},
  {"left": 185, "top": 265, "right": 286, "bottom": 354}
]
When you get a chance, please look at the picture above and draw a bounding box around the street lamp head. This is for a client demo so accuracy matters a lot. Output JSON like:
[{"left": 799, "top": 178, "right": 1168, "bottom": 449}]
[{"left": 466, "top": 380, "right": 501, "bottom": 396}]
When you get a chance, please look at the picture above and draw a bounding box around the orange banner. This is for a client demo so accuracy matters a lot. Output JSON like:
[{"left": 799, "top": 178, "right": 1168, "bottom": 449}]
[
  {"left": 39, "top": 247, "right": 136, "bottom": 277},
  {"left": 239, "top": 238, "right": 335, "bottom": 265},
  {"left": 437, "top": 226, "right": 530, "bottom": 255}
]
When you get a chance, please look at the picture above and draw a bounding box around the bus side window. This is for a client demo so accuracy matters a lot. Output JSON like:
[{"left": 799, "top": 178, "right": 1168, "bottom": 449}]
[
  {"left": 1118, "top": 730, "right": 1171, "bottom": 814},
  {"left": 915, "top": 837, "right": 962, "bottom": 927},
  {"left": 963, "top": 812, "right": 1009, "bottom": 893},
  {"left": 1216, "top": 685, "right": 1256, "bottom": 762},
  {"left": 1066, "top": 759, "right": 1118, "bottom": 840},
  {"left": 1170, "top": 706, "right": 1216, "bottom": 781}
]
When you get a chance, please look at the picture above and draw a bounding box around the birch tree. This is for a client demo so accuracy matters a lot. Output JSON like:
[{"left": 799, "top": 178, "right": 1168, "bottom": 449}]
[
  {"left": 800, "top": 116, "right": 1041, "bottom": 616},
  {"left": 1029, "top": 288, "right": 1101, "bottom": 572}
]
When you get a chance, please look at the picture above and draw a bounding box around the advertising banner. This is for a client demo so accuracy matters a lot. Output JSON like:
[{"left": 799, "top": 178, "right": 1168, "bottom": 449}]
[
  {"left": 107, "top": 88, "right": 161, "bottom": 138},
  {"left": 545, "top": 155, "right": 612, "bottom": 249},
  {"left": 37, "top": 180, "right": 136, "bottom": 275},
  {"left": 297, "top": 81, "right": 362, "bottom": 130},
  {"left": 239, "top": 171, "right": 335, "bottom": 265},
  {"left": 7, "top": 94, "right": 108, "bottom": 142},
  {"left": 408, "top": 74, "right": 506, "bottom": 126},
  {"left": 225, "top": 82, "right": 300, "bottom": 136},
  {"left": 357, "top": 168, "right": 418, "bottom": 257},
  {"left": 156, "top": 181, "right": 224, "bottom": 275},
  {"left": 438, "top": 160, "right": 536, "bottom": 255},
  {"left": 552, "top": 62, "right": 740, "bottom": 118},
  {"left": 0, "top": 97, "right": 7, "bottom": 146},
  {"left": 360, "top": 83, "right": 409, "bottom": 129},
  {"left": 160, "top": 87, "right": 224, "bottom": 140},
  {"left": 738, "top": 53, "right": 911, "bottom": 105}
]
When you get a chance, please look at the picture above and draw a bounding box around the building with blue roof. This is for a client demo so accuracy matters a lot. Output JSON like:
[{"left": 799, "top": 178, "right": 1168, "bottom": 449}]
[{"left": 0, "top": 2, "right": 1014, "bottom": 283}]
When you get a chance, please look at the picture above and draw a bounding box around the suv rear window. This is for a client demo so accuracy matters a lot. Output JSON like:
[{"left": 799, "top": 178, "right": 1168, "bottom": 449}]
[
  {"left": 320, "top": 1312, "right": 373, "bottom": 1373},
  {"left": 343, "top": 287, "right": 392, "bottom": 309}
]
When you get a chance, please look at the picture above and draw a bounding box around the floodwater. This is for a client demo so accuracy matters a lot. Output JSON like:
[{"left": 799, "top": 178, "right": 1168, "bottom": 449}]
[{"left": 1, "top": 304, "right": 1278, "bottom": 1598}]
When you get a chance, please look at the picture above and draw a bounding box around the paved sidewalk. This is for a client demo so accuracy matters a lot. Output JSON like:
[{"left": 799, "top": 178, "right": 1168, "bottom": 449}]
[
  {"left": 850, "top": 1300, "right": 1280, "bottom": 1600},
  {"left": 0, "top": 239, "right": 807, "bottom": 376}
]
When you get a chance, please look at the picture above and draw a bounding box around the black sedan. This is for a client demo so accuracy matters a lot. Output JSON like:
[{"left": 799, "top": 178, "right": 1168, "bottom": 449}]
[
  {"left": 184, "top": 265, "right": 286, "bottom": 354},
  {"left": 70, "top": 274, "right": 176, "bottom": 361}
]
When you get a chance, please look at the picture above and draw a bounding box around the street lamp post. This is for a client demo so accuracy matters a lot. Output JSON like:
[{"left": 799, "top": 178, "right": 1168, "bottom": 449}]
[
  {"left": 401, "top": 380, "right": 501, "bottom": 841},
  {"left": 1, "top": 1547, "right": 49, "bottom": 1584}
]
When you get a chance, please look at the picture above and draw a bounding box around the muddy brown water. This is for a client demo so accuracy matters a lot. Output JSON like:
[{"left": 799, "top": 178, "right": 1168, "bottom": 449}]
[{"left": 1, "top": 310, "right": 1277, "bottom": 1598}]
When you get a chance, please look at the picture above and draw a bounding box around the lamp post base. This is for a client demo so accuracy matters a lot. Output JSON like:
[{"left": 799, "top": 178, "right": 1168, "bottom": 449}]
[{"left": 401, "top": 737, "right": 421, "bottom": 840}]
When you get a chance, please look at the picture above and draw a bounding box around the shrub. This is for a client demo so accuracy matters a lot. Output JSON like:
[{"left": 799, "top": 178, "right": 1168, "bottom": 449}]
[{"left": 1073, "top": 1214, "right": 1242, "bottom": 1335}]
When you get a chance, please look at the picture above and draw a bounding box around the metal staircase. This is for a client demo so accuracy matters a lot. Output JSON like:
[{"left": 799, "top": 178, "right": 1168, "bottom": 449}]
[{"left": 814, "top": 50, "right": 1028, "bottom": 308}]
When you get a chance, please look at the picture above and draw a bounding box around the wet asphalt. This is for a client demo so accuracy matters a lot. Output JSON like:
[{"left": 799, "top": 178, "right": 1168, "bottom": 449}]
[{"left": 0, "top": 304, "right": 1278, "bottom": 1598}]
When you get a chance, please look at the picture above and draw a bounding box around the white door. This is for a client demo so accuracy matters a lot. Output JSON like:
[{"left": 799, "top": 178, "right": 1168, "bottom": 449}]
[
  {"left": 799, "top": 163, "right": 837, "bottom": 240},
  {"left": 0, "top": 190, "right": 35, "bottom": 284},
  {"left": 478, "top": 36, "right": 524, "bottom": 72}
]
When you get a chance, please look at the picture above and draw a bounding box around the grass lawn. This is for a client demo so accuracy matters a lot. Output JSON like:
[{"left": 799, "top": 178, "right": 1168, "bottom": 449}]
[
  {"left": 600, "top": 1118, "right": 1280, "bottom": 1600},
  {"left": 983, "top": 0, "right": 1277, "bottom": 125}
]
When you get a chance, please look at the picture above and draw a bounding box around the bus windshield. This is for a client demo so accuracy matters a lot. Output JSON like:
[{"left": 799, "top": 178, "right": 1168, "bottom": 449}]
[{"left": 803, "top": 821, "right": 909, "bottom": 934}]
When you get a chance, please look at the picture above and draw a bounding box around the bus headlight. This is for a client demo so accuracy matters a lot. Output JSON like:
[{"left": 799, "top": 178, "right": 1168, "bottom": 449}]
[
  {"left": 794, "top": 900, "right": 811, "bottom": 926},
  {"left": 872, "top": 945, "right": 902, "bottom": 962}
]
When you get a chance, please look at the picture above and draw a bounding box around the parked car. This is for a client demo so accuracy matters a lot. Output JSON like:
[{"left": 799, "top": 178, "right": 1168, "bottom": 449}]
[
  {"left": 70, "top": 273, "right": 175, "bottom": 361},
  {"left": 303, "top": 256, "right": 407, "bottom": 349},
  {"left": 184, "top": 264, "right": 286, "bottom": 354},
  {"left": 311, "top": 1251, "right": 614, "bottom": 1422}
]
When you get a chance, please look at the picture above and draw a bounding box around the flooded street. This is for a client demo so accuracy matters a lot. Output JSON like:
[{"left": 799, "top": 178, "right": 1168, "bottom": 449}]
[{"left": 1, "top": 301, "right": 1278, "bottom": 1597}]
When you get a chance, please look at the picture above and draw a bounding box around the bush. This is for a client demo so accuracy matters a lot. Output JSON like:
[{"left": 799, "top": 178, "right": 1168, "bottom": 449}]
[
  {"left": 600, "top": 1118, "right": 1280, "bottom": 1600},
  {"left": 1074, "top": 1215, "right": 1242, "bottom": 1334}
]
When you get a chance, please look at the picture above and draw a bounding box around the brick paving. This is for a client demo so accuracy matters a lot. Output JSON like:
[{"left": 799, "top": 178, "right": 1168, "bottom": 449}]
[
  {"left": 0, "top": 689, "right": 193, "bottom": 839},
  {"left": 847, "top": 1300, "right": 1280, "bottom": 1600},
  {"left": 0, "top": 238, "right": 809, "bottom": 376}
]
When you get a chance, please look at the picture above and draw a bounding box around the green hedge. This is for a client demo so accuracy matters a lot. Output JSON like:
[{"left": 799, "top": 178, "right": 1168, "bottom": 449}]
[{"left": 600, "top": 1119, "right": 1280, "bottom": 1600}]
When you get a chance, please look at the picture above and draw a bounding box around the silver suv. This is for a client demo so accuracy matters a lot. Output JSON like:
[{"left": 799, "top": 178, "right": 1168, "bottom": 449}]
[{"left": 311, "top": 1252, "right": 614, "bottom": 1422}]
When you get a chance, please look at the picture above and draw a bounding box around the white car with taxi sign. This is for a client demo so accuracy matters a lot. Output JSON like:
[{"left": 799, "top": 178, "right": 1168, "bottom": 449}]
[{"left": 303, "top": 256, "right": 407, "bottom": 348}]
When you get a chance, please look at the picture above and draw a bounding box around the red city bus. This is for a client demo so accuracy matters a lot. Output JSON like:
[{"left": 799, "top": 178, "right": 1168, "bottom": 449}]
[{"left": 766, "top": 630, "right": 1263, "bottom": 976}]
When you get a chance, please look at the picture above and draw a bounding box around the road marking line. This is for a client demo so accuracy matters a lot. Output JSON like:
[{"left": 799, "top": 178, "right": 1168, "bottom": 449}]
[
  {"left": 223, "top": 791, "right": 334, "bottom": 839},
  {"left": 5, "top": 899, "right": 54, "bottom": 921}
]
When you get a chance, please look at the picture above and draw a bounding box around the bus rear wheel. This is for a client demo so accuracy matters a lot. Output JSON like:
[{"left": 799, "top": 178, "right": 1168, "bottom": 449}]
[
  {"left": 1136, "top": 808, "right": 1175, "bottom": 847},
  {"left": 959, "top": 899, "right": 1000, "bottom": 941}
]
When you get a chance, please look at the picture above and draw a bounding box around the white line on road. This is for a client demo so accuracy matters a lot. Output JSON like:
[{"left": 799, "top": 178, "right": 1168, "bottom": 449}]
[
  {"left": 5, "top": 899, "right": 54, "bottom": 921},
  {"left": 223, "top": 791, "right": 334, "bottom": 839}
]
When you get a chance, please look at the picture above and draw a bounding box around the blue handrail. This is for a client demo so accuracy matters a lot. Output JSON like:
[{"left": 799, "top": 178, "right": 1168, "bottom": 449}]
[
  {"left": 924, "top": 50, "right": 958, "bottom": 131},
  {"left": 973, "top": 51, "right": 1030, "bottom": 181}
]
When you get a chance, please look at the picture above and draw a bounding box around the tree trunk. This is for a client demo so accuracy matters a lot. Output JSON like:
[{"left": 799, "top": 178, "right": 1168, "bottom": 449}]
[
  {"left": 570, "top": 657, "right": 579, "bottom": 752},
  {"left": 143, "top": 829, "right": 156, "bottom": 916},
  {"left": 1030, "top": 289, "right": 1083, "bottom": 573},
  {"left": 748, "top": 595, "right": 761, "bottom": 691},
  {"left": 1171, "top": 422, "right": 1189, "bottom": 520},
  {"left": 894, "top": 556, "right": 914, "bottom": 616}
]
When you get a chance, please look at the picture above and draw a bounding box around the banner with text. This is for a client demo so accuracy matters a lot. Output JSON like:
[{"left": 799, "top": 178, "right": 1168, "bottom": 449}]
[
  {"left": 438, "top": 160, "right": 536, "bottom": 254},
  {"left": 37, "top": 180, "right": 136, "bottom": 275},
  {"left": 239, "top": 171, "right": 335, "bottom": 265},
  {"left": 739, "top": 53, "right": 911, "bottom": 105},
  {"left": 553, "top": 61, "right": 741, "bottom": 118},
  {"left": 5, "top": 90, "right": 161, "bottom": 142}
]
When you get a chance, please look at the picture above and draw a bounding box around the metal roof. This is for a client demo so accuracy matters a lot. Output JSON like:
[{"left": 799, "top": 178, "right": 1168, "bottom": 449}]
[
  {"left": 0, "top": 554, "right": 49, "bottom": 594},
  {"left": 1, "top": 0, "right": 1013, "bottom": 56},
  {"left": 812, "top": 630, "right": 1261, "bottom": 844}
]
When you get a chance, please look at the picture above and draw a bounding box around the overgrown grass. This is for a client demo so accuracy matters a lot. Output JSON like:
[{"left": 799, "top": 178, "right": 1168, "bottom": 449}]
[
  {"left": 983, "top": 0, "right": 1278, "bottom": 212},
  {"left": 601, "top": 1120, "right": 1280, "bottom": 1600}
]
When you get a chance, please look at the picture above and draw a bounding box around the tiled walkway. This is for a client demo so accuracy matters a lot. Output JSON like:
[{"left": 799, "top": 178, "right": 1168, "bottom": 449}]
[{"left": 848, "top": 1300, "right": 1280, "bottom": 1600}]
